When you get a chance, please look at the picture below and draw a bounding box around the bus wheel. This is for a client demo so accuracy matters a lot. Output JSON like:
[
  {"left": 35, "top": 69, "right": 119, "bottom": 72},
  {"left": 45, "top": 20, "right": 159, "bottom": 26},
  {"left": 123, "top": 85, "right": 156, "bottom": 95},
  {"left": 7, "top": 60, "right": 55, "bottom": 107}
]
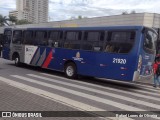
[
  {"left": 64, "top": 63, "right": 77, "bottom": 79},
  {"left": 15, "top": 56, "right": 21, "bottom": 66}
]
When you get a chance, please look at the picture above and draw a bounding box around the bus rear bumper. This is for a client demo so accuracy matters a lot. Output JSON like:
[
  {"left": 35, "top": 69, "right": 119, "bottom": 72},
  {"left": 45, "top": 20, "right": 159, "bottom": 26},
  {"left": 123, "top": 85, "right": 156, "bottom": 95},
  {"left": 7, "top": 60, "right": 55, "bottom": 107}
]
[
  {"left": 133, "top": 71, "right": 140, "bottom": 82},
  {"left": 133, "top": 71, "right": 153, "bottom": 84}
]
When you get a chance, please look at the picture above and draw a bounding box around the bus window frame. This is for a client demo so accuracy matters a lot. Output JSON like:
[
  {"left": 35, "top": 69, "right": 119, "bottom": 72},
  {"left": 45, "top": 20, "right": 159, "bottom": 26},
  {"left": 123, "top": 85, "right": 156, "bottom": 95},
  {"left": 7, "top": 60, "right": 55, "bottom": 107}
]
[
  {"left": 48, "top": 30, "right": 64, "bottom": 48},
  {"left": 143, "top": 28, "right": 157, "bottom": 54},
  {"left": 23, "top": 30, "right": 34, "bottom": 45},
  {"left": 3, "top": 30, "right": 12, "bottom": 45},
  {"left": 63, "top": 30, "right": 82, "bottom": 50},
  {"left": 81, "top": 30, "right": 105, "bottom": 52},
  {"left": 12, "top": 30, "right": 23, "bottom": 44},
  {"left": 34, "top": 30, "right": 48, "bottom": 46},
  {"left": 104, "top": 30, "right": 136, "bottom": 54}
]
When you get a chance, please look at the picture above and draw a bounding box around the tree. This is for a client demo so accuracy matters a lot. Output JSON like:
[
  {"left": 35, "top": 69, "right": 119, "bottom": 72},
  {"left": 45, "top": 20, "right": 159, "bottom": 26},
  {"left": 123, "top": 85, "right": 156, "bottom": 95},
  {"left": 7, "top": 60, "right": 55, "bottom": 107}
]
[
  {"left": 0, "top": 14, "right": 9, "bottom": 26},
  {"left": 9, "top": 15, "right": 17, "bottom": 25},
  {"left": 122, "top": 10, "right": 136, "bottom": 15},
  {"left": 70, "top": 15, "right": 85, "bottom": 20},
  {"left": 131, "top": 10, "right": 136, "bottom": 14},
  {"left": 122, "top": 11, "right": 128, "bottom": 15},
  {"left": 78, "top": 15, "right": 82, "bottom": 19},
  {"left": 16, "top": 19, "right": 31, "bottom": 25}
]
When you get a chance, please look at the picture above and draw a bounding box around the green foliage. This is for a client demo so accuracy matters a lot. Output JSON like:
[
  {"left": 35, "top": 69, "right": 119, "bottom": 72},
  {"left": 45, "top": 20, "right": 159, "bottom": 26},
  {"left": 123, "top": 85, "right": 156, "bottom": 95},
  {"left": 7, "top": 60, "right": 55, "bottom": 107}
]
[
  {"left": 0, "top": 14, "right": 32, "bottom": 26},
  {"left": 122, "top": 11, "right": 128, "bottom": 15},
  {"left": 16, "top": 19, "right": 32, "bottom": 25},
  {"left": 0, "top": 14, "right": 9, "bottom": 26},
  {"left": 122, "top": 10, "right": 136, "bottom": 15},
  {"left": 70, "top": 15, "right": 87, "bottom": 20},
  {"left": 9, "top": 15, "right": 17, "bottom": 24},
  {"left": 78, "top": 15, "right": 82, "bottom": 19},
  {"left": 131, "top": 10, "right": 136, "bottom": 14}
]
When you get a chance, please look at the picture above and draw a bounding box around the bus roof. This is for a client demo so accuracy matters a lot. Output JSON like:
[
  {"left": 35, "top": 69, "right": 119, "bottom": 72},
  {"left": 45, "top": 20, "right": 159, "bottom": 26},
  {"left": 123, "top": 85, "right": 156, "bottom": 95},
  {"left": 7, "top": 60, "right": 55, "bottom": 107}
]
[{"left": 4, "top": 26, "right": 145, "bottom": 31}]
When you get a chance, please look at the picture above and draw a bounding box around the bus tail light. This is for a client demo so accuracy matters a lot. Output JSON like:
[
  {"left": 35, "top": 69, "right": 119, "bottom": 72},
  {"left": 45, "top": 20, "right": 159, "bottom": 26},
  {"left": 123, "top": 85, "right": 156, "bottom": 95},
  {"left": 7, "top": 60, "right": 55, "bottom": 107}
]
[{"left": 120, "top": 67, "right": 127, "bottom": 70}]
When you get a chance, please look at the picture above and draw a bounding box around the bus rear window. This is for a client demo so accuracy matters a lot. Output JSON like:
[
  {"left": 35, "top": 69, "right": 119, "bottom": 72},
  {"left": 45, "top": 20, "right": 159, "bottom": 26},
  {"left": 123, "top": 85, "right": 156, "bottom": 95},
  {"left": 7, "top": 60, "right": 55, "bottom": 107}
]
[{"left": 105, "top": 31, "right": 136, "bottom": 53}]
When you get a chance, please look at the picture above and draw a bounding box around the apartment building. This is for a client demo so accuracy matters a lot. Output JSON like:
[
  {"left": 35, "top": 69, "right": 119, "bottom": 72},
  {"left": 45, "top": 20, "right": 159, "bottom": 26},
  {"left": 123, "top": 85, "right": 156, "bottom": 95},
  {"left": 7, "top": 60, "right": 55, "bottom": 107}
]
[{"left": 9, "top": 0, "right": 48, "bottom": 23}]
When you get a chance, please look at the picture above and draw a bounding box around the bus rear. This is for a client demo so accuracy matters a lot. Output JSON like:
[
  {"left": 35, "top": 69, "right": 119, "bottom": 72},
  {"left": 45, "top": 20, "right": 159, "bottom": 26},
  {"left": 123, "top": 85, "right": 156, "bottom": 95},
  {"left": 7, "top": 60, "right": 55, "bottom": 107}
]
[{"left": 133, "top": 27, "right": 157, "bottom": 82}]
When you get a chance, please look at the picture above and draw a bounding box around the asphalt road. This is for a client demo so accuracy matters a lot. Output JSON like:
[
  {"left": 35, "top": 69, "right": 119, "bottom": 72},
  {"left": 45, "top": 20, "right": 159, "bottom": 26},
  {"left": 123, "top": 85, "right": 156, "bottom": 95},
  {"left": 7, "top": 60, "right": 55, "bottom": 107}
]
[{"left": 0, "top": 58, "right": 160, "bottom": 120}]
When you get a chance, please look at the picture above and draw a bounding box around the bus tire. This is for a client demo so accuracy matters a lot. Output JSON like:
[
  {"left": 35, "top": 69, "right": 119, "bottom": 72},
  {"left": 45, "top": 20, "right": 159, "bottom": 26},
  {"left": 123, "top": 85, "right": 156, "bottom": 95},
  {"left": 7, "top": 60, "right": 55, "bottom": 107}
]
[
  {"left": 64, "top": 62, "right": 77, "bottom": 79},
  {"left": 15, "top": 55, "right": 21, "bottom": 67}
]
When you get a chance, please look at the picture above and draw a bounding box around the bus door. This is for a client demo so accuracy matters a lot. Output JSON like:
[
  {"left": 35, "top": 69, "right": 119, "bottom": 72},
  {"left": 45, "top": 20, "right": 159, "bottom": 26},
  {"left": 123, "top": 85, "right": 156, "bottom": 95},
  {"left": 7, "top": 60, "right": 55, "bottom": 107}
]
[{"left": 2, "top": 29, "right": 12, "bottom": 60}]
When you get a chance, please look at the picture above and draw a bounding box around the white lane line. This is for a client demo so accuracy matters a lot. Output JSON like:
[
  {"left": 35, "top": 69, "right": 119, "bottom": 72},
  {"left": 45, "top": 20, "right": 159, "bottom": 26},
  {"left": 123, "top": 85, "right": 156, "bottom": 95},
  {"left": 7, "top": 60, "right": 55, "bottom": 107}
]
[
  {"left": 11, "top": 75, "right": 145, "bottom": 111},
  {"left": 0, "top": 76, "right": 104, "bottom": 111},
  {"left": 28, "top": 74, "right": 160, "bottom": 110},
  {"left": 41, "top": 73, "right": 160, "bottom": 101},
  {"left": 99, "top": 77, "right": 154, "bottom": 88}
]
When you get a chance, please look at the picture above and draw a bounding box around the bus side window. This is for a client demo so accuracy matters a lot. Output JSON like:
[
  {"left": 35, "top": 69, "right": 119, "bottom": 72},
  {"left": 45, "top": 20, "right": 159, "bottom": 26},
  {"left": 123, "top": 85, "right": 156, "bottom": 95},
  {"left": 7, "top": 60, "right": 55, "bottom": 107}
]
[
  {"left": 23, "top": 31, "right": 34, "bottom": 45},
  {"left": 82, "top": 31, "right": 104, "bottom": 51},
  {"left": 64, "top": 31, "right": 81, "bottom": 49},
  {"left": 35, "top": 31, "right": 47, "bottom": 46},
  {"left": 13, "top": 30, "right": 22, "bottom": 44},
  {"left": 105, "top": 31, "right": 136, "bottom": 53},
  {"left": 48, "top": 31, "right": 62, "bottom": 47}
]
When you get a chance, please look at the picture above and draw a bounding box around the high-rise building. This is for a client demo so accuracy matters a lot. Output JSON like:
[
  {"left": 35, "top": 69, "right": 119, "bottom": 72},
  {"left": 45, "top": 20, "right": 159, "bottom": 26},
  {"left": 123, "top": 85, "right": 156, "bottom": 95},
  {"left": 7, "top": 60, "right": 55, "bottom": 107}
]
[
  {"left": 9, "top": 0, "right": 48, "bottom": 24},
  {"left": 28, "top": 0, "right": 48, "bottom": 23}
]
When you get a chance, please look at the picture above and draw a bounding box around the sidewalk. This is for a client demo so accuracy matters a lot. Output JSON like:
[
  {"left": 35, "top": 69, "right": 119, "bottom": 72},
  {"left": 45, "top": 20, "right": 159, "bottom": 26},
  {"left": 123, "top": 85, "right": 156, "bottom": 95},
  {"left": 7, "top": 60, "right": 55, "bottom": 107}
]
[{"left": 0, "top": 81, "right": 99, "bottom": 120}]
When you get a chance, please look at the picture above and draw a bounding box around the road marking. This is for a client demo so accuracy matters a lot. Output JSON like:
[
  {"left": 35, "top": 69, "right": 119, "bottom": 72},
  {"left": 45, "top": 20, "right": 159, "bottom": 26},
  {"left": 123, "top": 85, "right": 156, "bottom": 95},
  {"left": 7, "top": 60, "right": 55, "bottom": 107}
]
[
  {"left": 0, "top": 76, "right": 104, "bottom": 111},
  {"left": 27, "top": 74, "right": 160, "bottom": 110},
  {"left": 0, "top": 76, "right": 136, "bottom": 120},
  {"left": 11, "top": 75, "right": 145, "bottom": 111},
  {"left": 41, "top": 73, "right": 160, "bottom": 101}
]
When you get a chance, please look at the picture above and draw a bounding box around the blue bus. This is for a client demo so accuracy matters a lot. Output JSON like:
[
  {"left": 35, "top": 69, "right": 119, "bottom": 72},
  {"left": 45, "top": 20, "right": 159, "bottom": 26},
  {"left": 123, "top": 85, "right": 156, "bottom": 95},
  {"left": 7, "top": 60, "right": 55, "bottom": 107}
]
[{"left": 2, "top": 26, "right": 157, "bottom": 82}]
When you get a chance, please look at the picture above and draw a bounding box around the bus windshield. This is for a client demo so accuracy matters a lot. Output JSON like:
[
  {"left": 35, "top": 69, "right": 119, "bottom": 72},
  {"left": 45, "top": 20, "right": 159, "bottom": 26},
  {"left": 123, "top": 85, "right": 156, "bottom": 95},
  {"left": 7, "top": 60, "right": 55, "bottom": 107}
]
[{"left": 3, "top": 30, "right": 12, "bottom": 45}]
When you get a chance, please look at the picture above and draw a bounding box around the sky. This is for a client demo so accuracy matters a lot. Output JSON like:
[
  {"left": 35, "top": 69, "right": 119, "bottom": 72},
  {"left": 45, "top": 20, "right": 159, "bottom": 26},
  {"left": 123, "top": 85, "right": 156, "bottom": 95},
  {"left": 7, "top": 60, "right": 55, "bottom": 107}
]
[{"left": 0, "top": 0, "right": 160, "bottom": 21}]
